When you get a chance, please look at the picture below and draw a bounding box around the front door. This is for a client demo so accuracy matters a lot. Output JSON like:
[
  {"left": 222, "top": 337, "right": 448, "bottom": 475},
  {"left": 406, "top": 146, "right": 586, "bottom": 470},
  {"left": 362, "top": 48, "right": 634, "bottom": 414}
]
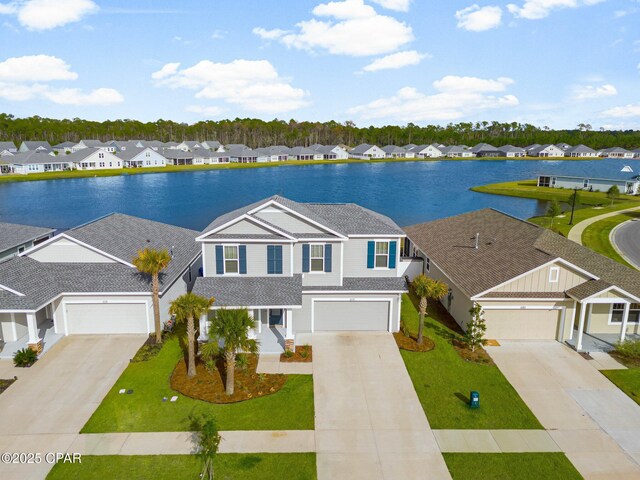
[{"left": 269, "top": 309, "right": 283, "bottom": 327}]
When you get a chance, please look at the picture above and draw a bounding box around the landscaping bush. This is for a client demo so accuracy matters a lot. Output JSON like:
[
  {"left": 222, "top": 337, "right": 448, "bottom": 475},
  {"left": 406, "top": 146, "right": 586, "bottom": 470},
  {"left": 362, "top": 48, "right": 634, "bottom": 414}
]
[
  {"left": 131, "top": 335, "right": 164, "bottom": 362},
  {"left": 613, "top": 339, "right": 640, "bottom": 362},
  {"left": 13, "top": 347, "right": 37, "bottom": 367}
]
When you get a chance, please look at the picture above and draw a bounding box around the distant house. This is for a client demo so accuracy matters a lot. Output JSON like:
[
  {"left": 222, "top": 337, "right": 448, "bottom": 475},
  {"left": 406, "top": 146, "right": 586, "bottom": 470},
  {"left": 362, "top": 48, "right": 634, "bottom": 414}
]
[
  {"left": 497, "top": 145, "right": 526, "bottom": 157},
  {"left": 118, "top": 147, "right": 167, "bottom": 168},
  {"left": 524, "top": 144, "right": 541, "bottom": 155},
  {"left": 409, "top": 144, "right": 442, "bottom": 158},
  {"left": 440, "top": 146, "right": 475, "bottom": 158},
  {"left": 565, "top": 144, "right": 597, "bottom": 158},
  {"left": 225, "top": 143, "right": 249, "bottom": 151},
  {"left": 633, "top": 149, "right": 640, "bottom": 159},
  {"left": 527, "top": 144, "right": 565, "bottom": 158},
  {"left": 0, "top": 141, "right": 17, "bottom": 156},
  {"left": 52, "top": 141, "right": 76, "bottom": 154},
  {"left": 255, "top": 146, "right": 289, "bottom": 162},
  {"left": 228, "top": 148, "right": 268, "bottom": 163},
  {"left": 176, "top": 141, "right": 203, "bottom": 151},
  {"left": 381, "top": 145, "right": 414, "bottom": 158},
  {"left": 555, "top": 142, "right": 572, "bottom": 151},
  {"left": 18, "top": 141, "right": 52, "bottom": 153},
  {"left": 162, "top": 149, "right": 194, "bottom": 166},
  {"left": 72, "top": 140, "right": 116, "bottom": 153},
  {"left": 4, "top": 151, "right": 72, "bottom": 175},
  {"left": 403, "top": 143, "right": 417, "bottom": 150},
  {"left": 537, "top": 173, "right": 640, "bottom": 195},
  {"left": 471, "top": 143, "right": 498, "bottom": 157},
  {"left": 201, "top": 141, "right": 223, "bottom": 151},
  {"left": 0, "top": 221, "right": 54, "bottom": 261},
  {"left": 67, "top": 148, "right": 122, "bottom": 170},
  {"left": 349, "top": 144, "right": 385, "bottom": 159},
  {"left": 287, "top": 146, "right": 323, "bottom": 161},
  {"left": 309, "top": 144, "right": 349, "bottom": 160},
  {"left": 600, "top": 147, "right": 634, "bottom": 159},
  {"left": 109, "top": 140, "right": 145, "bottom": 152}
]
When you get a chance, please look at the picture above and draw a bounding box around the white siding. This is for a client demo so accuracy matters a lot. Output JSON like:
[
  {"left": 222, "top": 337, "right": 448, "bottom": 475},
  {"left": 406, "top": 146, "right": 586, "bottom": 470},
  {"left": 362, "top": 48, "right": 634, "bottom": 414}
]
[{"left": 27, "top": 238, "right": 116, "bottom": 263}]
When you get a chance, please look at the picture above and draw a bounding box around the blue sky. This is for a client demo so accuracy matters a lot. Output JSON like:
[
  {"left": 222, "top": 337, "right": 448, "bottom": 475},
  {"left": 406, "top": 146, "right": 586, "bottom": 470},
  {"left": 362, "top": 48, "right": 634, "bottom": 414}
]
[{"left": 0, "top": 0, "right": 638, "bottom": 129}]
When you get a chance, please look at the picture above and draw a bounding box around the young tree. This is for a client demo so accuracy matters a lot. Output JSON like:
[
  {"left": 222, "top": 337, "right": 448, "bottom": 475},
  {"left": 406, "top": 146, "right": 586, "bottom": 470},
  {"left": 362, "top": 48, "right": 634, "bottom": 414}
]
[
  {"left": 132, "top": 248, "right": 172, "bottom": 343},
  {"left": 192, "top": 415, "right": 221, "bottom": 480},
  {"left": 607, "top": 185, "right": 620, "bottom": 206},
  {"left": 411, "top": 274, "right": 449, "bottom": 345},
  {"left": 465, "top": 303, "right": 487, "bottom": 352},
  {"left": 546, "top": 200, "right": 562, "bottom": 228},
  {"left": 206, "top": 308, "right": 258, "bottom": 395},
  {"left": 169, "top": 293, "right": 215, "bottom": 377}
]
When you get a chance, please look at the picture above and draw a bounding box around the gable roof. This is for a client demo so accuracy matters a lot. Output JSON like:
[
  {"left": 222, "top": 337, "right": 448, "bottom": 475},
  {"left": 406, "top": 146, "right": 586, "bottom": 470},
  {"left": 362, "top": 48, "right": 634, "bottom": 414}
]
[
  {"left": 6, "top": 151, "right": 61, "bottom": 164},
  {"left": 381, "top": 145, "right": 407, "bottom": 154},
  {"left": 350, "top": 143, "right": 377, "bottom": 154},
  {"left": 116, "top": 147, "right": 157, "bottom": 161},
  {"left": 565, "top": 144, "right": 596, "bottom": 154},
  {"left": 21, "top": 141, "right": 51, "bottom": 150},
  {"left": 0, "top": 141, "right": 16, "bottom": 151},
  {"left": 0, "top": 222, "right": 54, "bottom": 253}
]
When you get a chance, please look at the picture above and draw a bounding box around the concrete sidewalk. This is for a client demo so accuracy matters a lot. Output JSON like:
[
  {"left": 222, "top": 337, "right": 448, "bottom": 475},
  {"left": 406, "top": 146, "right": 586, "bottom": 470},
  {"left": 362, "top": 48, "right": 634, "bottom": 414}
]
[
  {"left": 256, "top": 354, "right": 313, "bottom": 374},
  {"left": 433, "top": 430, "right": 560, "bottom": 453},
  {"left": 567, "top": 205, "right": 640, "bottom": 244}
]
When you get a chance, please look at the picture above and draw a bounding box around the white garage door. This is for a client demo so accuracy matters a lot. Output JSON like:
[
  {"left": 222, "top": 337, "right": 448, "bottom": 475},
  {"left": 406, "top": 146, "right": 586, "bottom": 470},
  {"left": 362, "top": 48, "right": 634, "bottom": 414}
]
[
  {"left": 483, "top": 309, "right": 560, "bottom": 340},
  {"left": 66, "top": 302, "right": 148, "bottom": 335},
  {"left": 314, "top": 300, "right": 389, "bottom": 331}
]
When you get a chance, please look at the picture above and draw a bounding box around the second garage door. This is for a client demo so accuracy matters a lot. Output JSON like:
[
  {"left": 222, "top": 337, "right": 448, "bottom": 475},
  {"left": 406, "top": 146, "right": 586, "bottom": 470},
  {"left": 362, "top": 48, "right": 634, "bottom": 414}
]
[
  {"left": 65, "top": 302, "right": 148, "bottom": 335},
  {"left": 314, "top": 300, "right": 390, "bottom": 331},
  {"left": 483, "top": 308, "right": 560, "bottom": 340}
]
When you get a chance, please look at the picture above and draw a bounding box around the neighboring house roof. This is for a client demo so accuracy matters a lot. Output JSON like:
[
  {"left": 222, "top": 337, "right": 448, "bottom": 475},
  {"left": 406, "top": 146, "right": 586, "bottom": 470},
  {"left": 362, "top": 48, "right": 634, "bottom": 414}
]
[
  {"left": 202, "top": 141, "right": 221, "bottom": 149},
  {"left": 471, "top": 143, "right": 496, "bottom": 153},
  {"left": 350, "top": 143, "right": 378, "bottom": 154},
  {"left": 193, "top": 275, "right": 303, "bottom": 307},
  {"left": 161, "top": 149, "right": 193, "bottom": 160},
  {"left": 6, "top": 151, "right": 62, "bottom": 164},
  {"left": 21, "top": 141, "right": 51, "bottom": 150},
  {"left": 528, "top": 144, "right": 561, "bottom": 155},
  {"left": 79, "top": 140, "right": 110, "bottom": 148},
  {"left": 497, "top": 145, "right": 525, "bottom": 154},
  {"left": 225, "top": 144, "right": 248, "bottom": 150},
  {"left": 288, "top": 146, "right": 318, "bottom": 155},
  {"left": 0, "top": 222, "right": 54, "bottom": 253},
  {"left": 63, "top": 148, "right": 111, "bottom": 163},
  {"left": 0, "top": 141, "right": 16, "bottom": 151},
  {"left": 440, "top": 146, "right": 467, "bottom": 154},
  {"left": 565, "top": 144, "right": 596, "bottom": 155},
  {"left": 601, "top": 147, "right": 631, "bottom": 154},
  {"left": 53, "top": 141, "right": 76, "bottom": 148},
  {"left": 381, "top": 145, "right": 408, "bottom": 154},
  {"left": 116, "top": 147, "right": 159, "bottom": 161},
  {"left": 404, "top": 208, "right": 640, "bottom": 300}
]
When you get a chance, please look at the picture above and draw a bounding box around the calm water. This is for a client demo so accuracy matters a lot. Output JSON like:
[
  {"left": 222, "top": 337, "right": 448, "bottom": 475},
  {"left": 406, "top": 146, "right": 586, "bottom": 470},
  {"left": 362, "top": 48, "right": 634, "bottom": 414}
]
[{"left": 0, "top": 159, "right": 634, "bottom": 231}]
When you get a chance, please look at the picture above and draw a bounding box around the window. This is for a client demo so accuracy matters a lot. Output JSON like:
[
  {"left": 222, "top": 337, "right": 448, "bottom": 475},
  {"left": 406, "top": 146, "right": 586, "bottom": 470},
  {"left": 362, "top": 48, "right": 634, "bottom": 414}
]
[
  {"left": 375, "top": 241, "right": 389, "bottom": 268},
  {"left": 538, "top": 176, "right": 551, "bottom": 187},
  {"left": 224, "top": 246, "right": 239, "bottom": 273},
  {"left": 611, "top": 303, "right": 640, "bottom": 324},
  {"left": 17, "top": 246, "right": 25, "bottom": 253},
  {"left": 310, "top": 244, "right": 324, "bottom": 272},
  {"left": 99, "top": 162, "right": 105, "bottom": 168},
  {"left": 98, "top": 152, "right": 104, "bottom": 159},
  {"left": 109, "top": 162, "right": 112, "bottom": 167},
  {"left": 549, "top": 266, "right": 559, "bottom": 283},
  {"left": 583, "top": 179, "right": 589, "bottom": 188},
  {"left": 425, "top": 257, "right": 430, "bottom": 272},
  {"left": 145, "top": 152, "right": 151, "bottom": 157}
]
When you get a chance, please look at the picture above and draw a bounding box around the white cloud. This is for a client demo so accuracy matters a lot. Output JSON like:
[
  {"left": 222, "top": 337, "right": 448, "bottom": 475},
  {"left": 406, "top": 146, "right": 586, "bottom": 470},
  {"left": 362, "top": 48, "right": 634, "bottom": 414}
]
[
  {"left": 0, "top": 54, "right": 77, "bottom": 81},
  {"left": 507, "top": 0, "right": 605, "bottom": 20},
  {"left": 253, "top": 0, "right": 414, "bottom": 56},
  {"left": 456, "top": 5, "right": 503, "bottom": 31},
  {"left": 0, "top": 54, "right": 123, "bottom": 106},
  {"left": 601, "top": 103, "right": 640, "bottom": 118},
  {"left": 370, "top": 0, "right": 411, "bottom": 12},
  {"left": 211, "top": 29, "right": 226, "bottom": 39},
  {"left": 362, "top": 50, "right": 428, "bottom": 72},
  {"left": 152, "top": 59, "right": 310, "bottom": 114},
  {"left": 0, "top": 0, "right": 98, "bottom": 30},
  {"left": 571, "top": 83, "right": 617, "bottom": 100},
  {"left": 347, "top": 76, "right": 519, "bottom": 122},
  {"left": 186, "top": 105, "right": 227, "bottom": 117}
]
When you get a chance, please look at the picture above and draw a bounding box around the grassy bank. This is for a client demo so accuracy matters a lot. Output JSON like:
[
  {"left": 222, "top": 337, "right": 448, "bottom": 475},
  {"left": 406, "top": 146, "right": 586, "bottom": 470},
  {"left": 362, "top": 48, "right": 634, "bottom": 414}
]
[{"left": 581, "top": 212, "right": 640, "bottom": 268}]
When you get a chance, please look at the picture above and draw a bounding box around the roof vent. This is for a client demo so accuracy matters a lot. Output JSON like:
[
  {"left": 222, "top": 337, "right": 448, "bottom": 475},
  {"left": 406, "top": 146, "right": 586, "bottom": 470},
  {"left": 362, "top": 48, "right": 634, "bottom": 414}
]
[{"left": 474, "top": 233, "right": 479, "bottom": 249}]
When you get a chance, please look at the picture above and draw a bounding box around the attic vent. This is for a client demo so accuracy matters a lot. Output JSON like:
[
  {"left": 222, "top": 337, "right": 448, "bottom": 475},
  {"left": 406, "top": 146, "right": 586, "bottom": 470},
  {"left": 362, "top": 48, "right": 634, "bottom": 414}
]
[{"left": 474, "top": 233, "right": 479, "bottom": 249}]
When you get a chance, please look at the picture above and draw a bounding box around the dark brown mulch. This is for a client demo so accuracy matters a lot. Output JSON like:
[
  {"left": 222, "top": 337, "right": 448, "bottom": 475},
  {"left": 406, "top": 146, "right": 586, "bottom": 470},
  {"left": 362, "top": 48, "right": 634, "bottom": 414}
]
[
  {"left": 452, "top": 339, "right": 495, "bottom": 366},
  {"left": 394, "top": 332, "right": 435, "bottom": 352},
  {"left": 280, "top": 345, "right": 313, "bottom": 362},
  {"left": 610, "top": 353, "right": 640, "bottom": 368},
  {"left": 0, "top": 378, "right": 16, "bottom": 395},
  {"left": 170, "top": 354, "right": 285, "bottom": 404}
]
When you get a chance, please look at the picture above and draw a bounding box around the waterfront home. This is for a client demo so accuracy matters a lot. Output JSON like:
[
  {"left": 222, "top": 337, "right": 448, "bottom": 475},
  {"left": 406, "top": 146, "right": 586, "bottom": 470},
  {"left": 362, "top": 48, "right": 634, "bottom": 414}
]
[
  {"left": 309, "top": 144, "right": 349, "bottom": 160},
  {"left": 440, "top": 145, "right": 475, "bottom": 158},
  {"left": 225, "top": 143, "right": 249, "bottom": 151},
  {"left": 0, "top": 221, "right": 54, "bottom": 261},
  {"left": 564, "top": 144, "right": 597, "bottom": 158},
  {"left": 471, "top": 143, "right": 498, "bottom": 157},
  {"left": 52, "top": 141, "right": 76, "bottom": 154},
  {"left": 255, "top": 146, "right": 289, "bottom": 162},
  {"left": 18, "top": 141, "right": 52, "bottom": 153},
  {"left": 287, "top": 146, "right": 323, "bottom": 161},
  {"left": 556, "top": 142, "right": 572, "bottom": 151},
  {"left": 192, "top": 150, "right": 231, "bottom": 165},
  {"left": 497, "top": 145, "right": 526, "bottom": 157},
  {"left": 349, "top": 144, "right": 385, "bottom": 159},
  {"left": 0, "top": 214, "right": 201, "bottom": 357},
  {"left": 228, "top": 148, "right": 269, "bottom": 163},
  {"left": 600, "top": 147, "right": 634, "bottom": 159},
  {"left": 201, "top": 140, "right": 223, "bottom": 151},
  {"left": 3, "top": 151, "right": 72, "bottom": 175},
  {"left": 382, "top": 145, "right": 414, "bottom": 158},
  {"left": 404, "top": 208, "right": 640, "bottom": 350},
  {"left": 110, "top": 140, "right": 145, "bottom": 151},
  {"left": 193, "top": 195, "right": 415, "bottom": 352},
  {"left": 409, "top": 144, "right": 443, "bottom": 158},
  {"left": 118, "top": 147, "right": 167, "bottom": 168},
  {"left": 72, "top": 140, "right": 116, "bottom": 153},
  {"left": 162, "top": 148, "right": 194, "bottom": 165},
  {"left": 537, "top": 173, "right": 640, "bottom": 194},
  {"left": 0, "top": 141, "right": 17, "bottom": 155},
  {"left": 527, "top": 144, "right": 565, "bottom": 157},
  {"left": 633, "top": 149, "right": 640, "bottom": 159},
  {"left": 67, "top": 148, "right": 122, "bottom": 170},
  {"left": 176, "top": 141, "right": 204, "bottom": 151},
  {"left": 524, "top": 143, "right": 541, "bottom": 154}
]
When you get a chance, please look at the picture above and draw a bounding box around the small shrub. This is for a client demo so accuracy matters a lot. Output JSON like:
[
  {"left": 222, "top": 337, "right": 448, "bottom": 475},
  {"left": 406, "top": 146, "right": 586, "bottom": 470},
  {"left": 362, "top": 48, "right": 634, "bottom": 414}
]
[
  {"left": 13, "top": 348, "right": 37, "bottom": 367},
  {"left": 300, "top": 345, "right": 310, "bottom": 359},
  {"left": 282, "top": 349, "right": 294, "bottom": 358},
  {"left": 613, "top": 339, "right": 640, "bottom": 360},
  {"left": 400, "top": 319, "right": 410, "bottom": 337},
  {"left": 235, "top": 353, "right": 249, "bottom": 371},
  {"left": 131, "top": 335, "right": 163, "bottom": 362}
]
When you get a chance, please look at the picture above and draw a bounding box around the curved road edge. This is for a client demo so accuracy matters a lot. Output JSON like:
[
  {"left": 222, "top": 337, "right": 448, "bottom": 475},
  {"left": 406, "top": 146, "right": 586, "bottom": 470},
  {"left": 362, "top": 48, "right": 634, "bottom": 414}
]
[{"left": 611, "top": 220, "right": 640, "bottom": 270}]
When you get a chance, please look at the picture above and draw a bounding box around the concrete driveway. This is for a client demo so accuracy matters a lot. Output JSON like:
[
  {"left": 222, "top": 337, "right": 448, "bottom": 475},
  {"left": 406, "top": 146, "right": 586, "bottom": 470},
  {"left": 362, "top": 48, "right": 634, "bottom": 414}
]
[
  {"left": 489, "top": 341, "right": 640, "bottom": 479},
  {"left": 313, "top": 332, "right": 451, "bottom": 480},
  {"left": 0, "top": 335, "right": 145, "bottom": 479}
]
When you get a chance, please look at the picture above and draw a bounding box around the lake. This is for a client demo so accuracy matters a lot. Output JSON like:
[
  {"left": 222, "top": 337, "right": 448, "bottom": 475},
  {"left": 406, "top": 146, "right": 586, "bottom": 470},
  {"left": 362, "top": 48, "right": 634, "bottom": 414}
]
[{"left": 0, "top": 158, "right": 634, "bottom": 231}]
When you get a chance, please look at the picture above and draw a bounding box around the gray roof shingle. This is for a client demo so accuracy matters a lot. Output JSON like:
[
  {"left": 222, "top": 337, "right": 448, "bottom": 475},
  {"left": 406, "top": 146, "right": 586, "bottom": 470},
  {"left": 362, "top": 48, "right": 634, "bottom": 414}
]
[
  {"left": 193, "top": 275, "right": 303, "bottom": 307},
  {"left": 303, "top": 277, "right": 407, "bottom": 292},
  {"left": 0, "top": 222, "right": 54, "bottom": 253}
]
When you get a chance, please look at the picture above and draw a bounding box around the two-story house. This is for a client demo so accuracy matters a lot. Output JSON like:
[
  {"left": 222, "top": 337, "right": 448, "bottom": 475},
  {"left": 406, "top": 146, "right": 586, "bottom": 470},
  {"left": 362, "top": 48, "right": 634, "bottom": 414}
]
[{"left": 193, "top": 195, "right": 411, "bottom": 352}]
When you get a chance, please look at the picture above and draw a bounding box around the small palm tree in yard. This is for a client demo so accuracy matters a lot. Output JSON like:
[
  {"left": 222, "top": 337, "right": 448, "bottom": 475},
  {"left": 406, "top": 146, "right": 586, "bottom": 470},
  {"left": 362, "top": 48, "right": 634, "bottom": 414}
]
[
  {"left": 169, "top": 293, "right": 215, "bottom": 378},
  {"left": 205, "top": 308, "right": 258, "bottom": 396},
  {"left": 133, "top": 248, "right": 172, "bottom": 343},
  {"left": 411, "top": 274, "right": 449, "bottom": 345}
]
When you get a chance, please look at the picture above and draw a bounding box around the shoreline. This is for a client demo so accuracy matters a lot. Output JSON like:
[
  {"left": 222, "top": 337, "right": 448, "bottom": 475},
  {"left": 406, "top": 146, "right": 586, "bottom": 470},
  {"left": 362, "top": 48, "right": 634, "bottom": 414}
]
[{"left": 0, "top": 155, "right": 599, "bottom": 184}]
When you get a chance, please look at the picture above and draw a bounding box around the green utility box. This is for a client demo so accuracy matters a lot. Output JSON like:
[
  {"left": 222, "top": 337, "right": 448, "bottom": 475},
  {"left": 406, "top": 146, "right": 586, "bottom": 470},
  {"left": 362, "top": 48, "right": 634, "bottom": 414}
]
[{"left": 469, "top": 390, "right": 480, "bottom": 409}]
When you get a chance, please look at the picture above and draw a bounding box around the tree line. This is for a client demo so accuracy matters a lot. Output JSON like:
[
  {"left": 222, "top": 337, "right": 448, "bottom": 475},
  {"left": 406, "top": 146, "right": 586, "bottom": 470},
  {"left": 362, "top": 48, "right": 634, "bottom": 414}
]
[{"left": 1, "top": 113, "right": 639, "bottom": 149}]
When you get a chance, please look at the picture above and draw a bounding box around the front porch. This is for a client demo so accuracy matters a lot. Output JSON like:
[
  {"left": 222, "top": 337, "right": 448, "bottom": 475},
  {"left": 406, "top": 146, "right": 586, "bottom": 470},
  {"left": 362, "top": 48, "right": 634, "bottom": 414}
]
[
  {"left": 566, "top": 330, "right": 640, "bottom": 353},
  {"left": 248, "top": 308, "right": 294, "bottom": 354},
  {"left": 0, "top": 318, "right": 63, "bottom": 359}
]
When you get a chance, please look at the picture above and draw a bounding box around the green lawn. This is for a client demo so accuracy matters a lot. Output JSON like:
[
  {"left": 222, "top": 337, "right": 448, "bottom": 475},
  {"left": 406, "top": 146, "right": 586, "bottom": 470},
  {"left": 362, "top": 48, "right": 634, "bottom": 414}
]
[
  {"left": 399, "top": 295, "right": 542, "bottom": 429},
  {"left": 581, "top": 212, "right": 640, "bottom": 268},
  {"left": 81, "top": 337, "right": 314, "bottom": 432},
  {"left": 47, "top": 454, "right": 317, "bottom": 480},
  {"left": 443, "top": 453, "right": 582, "bottom": 480},
  {"left": 602, "top": 368, "right": 640, "bottom": 405}
]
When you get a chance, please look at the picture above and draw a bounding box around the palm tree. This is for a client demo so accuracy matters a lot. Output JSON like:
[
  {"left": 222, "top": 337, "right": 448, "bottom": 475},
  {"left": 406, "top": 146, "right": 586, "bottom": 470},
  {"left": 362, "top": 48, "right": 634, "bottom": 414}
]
[
  {"left": 207, "top": 308, "right": 258, "bottom": 396},
  {"left": 411, "top": 274, "right": 449, "bottom": 345},
  {"left": 132, "top": 248, "right": 172, "bottom": 343},
  {"left": 169, "top": 293, "right": 215, "bottom": 377}
]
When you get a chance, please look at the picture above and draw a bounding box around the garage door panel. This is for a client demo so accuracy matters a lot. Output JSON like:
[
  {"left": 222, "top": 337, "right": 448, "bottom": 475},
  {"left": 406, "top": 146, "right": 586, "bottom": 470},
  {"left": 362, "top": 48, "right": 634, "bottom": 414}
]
[
  {"left": 66, "top": 303, "right": 148, "bottom": 335},
  {"left": 484, "top": 309, "right": 560, "bottom": 340},
  {"left": 314, "top": 300, "right": 389, "bottom": 331}
]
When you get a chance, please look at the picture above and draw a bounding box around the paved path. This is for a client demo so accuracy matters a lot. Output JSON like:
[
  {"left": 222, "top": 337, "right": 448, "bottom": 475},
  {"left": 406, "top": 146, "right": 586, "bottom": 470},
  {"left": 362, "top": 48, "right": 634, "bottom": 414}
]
[
  {"left": 434, "top": 430, "right": 559, "bottom": 453},
  {"left": 488, "top": 341, "right": 640, "bottom": 479},
  {"left": 0, "top": 335, "right": 145, "bottom": 480},
  {"left": 312, "top": 332, "right": 451, "bottom": 480},
  {"left": 567, "top": 205, "right": 640, "bottom": 244},
  {"left": 256, "top": 353, "right": 313, "bottom": 374},
  {"left": 612, "top": 218, "right": 640, "bottom": 269}
]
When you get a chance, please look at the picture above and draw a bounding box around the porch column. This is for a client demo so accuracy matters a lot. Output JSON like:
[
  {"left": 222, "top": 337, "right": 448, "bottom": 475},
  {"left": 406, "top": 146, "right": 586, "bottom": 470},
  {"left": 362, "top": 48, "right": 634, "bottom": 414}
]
[
  {"left": 257, "top": 309, "right": 262, "bottom": 334},
  {"left": 284, "top": 308, "right": 294, "bottom": 352},
  {"left": 620, "top": 302, "right": 631, "bottom": 343},
  {"left": 247, "top": 310, "right": 256, "bottom": 340},
  {"left": 198, "top": 313, "right": 209, "bottom": 341},
  {"left": 576, "top": 302, "right": 587, "bottom": 351},
  {"left": 26, "top": 312, "right": 43, "bottom": 354}
]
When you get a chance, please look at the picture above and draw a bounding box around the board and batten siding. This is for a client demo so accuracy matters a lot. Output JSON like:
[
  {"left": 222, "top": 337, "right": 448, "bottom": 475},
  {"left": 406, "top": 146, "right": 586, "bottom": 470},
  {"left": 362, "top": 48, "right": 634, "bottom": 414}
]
[
  {"left": 203, "top": 243, "right": 292, "bottom": 277},
  {"left": 253, "top": 207, "right": 326, "bottom": 234},
  {"left": 492, "top": 262, "right": 589, "bottom": 294},
  {"left": 427, "top": 260, "right": 475, "bottom": 331},
  {"left": 342, "top": 238, "right": 401, "bottom": 278},
  {"left": 27, "top": 238, "right": 115, "bottom": 263}
]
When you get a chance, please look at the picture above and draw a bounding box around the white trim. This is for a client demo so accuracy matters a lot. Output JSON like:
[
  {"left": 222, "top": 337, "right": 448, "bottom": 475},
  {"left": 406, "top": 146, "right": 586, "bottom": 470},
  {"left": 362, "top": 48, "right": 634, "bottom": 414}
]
[
  {"left": 201, "top": 245, "right": 207, "bottom": 277},
  {"left": 569, "top": 285, "right": 640, "bottom": 303},
  {"left": 211, "top": 305, "right": 302, "bottom": 310},
  {"left": 302, "top": 290, "right": 406, "bottom": 294},
  {"left": 290, "top": 244, "right": 294, "bottom": 276},
  {"left": 339, "top": 242, "right": 344, "bottom": 287},
  {"left": 549, "top": 266, "right": 560, "bottom": 283},
  {"left": 196, "top": 213, "right": 297, "bottom": 241},
  {"left": 476, "top": 297, "right": 568, "bottom": 302},
  {"left": 198, "top": 238, "right": 296, "bottom": 244},
  {"left": 348, "top": 234, "right": 405, "bottom": 238},
  {"left": 0, "top": 283, "right": 25, "bottom": 297},
  {"left": 310, "top": 297, "right": 394, "bottom": 333},
  {"left": 62, "top": 299, "right": 150, "bottom": 335},
  {"left": 10, "top": 312, "right": 17, "bottom": 341},
  {"left": 222, "top": 244, "right": 240, "bottom": 275},
  {"left": 397, "top": 293, "right": 402, "bottom": 331},
  {"left": 480, "top": 305, "right": 563, "bottom": 311},
  {"left": 19, "top": 233, "right": 135, "bottom": 267},
  {"left": 608, "top": 302, "right": 640, "bottom": 325},
  {"left": 308, "top": 243, "right": 325, "bottom": 273}
]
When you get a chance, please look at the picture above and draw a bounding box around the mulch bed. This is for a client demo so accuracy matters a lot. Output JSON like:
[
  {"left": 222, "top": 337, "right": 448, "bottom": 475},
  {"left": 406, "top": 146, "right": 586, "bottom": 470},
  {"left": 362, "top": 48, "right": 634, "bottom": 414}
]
[
  {"left": 610, "top": 353, "right": 640, "bottom": 368},
  {"left": 130, "top": 335, "right": 164, "bottom": 362},
  {"left": 0, "top": 378, "right": 16, "bottom": 395},
  {"left": 170, "top": 354, "right": 285, "bottom": 404},
  {"left": 394, "top": 332, "right": 435, "bottom": 352},
  {"left": 280, "top": 345, "right": 313, "bottom": 362},
  {"left": 452, "top": 339, "right": 495, "bottom": 366}
]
